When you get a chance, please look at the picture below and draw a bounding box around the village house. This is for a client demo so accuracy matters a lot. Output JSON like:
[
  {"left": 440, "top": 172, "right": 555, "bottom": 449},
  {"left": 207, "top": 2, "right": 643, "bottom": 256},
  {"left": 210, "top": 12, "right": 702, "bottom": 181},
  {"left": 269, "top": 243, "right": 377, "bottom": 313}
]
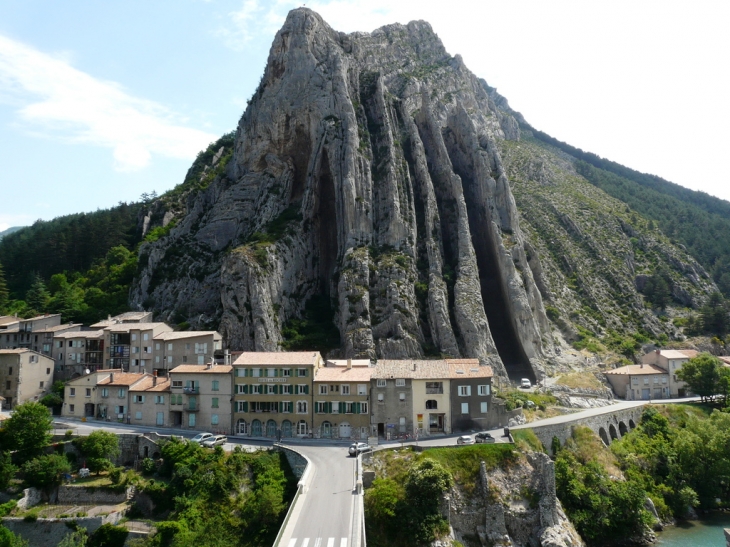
[
  {"left": 447, "top": 360, "right": 494, "bottom": 432},
  {"left": 605, "top": 363, "right": 670, "bottom": 400},
  {"left": 641, "top": 349, "right": 697, "bottom": 397},
  {"left": 129, "top": 372, "right": 171, "bottom": 427},
  {"left": 0, "top": 314, "right": 81, "bottom": 357},
  {"left": 232, "top": 351, "right": 323, "bottom": 438},
  {"left": 52, "top": 330, "right": 105, "bottom": 380},
  {"left": 150, "top": 331, "right": 223, "bottom": 375},
  {"left": 312, "top": 359, "right": 371, "bottom": 440},
  {"left": 103, "top": 323, "right": 172, "bottom": 371},
  {"left": 168, "top": 363, "right": 233, "bottom": 433},
  {"left": 61, "top": 370, "right": 149, "bottom": 421},
  {"left": 0, "top": 348, "right": 54, "bottom": 409}
]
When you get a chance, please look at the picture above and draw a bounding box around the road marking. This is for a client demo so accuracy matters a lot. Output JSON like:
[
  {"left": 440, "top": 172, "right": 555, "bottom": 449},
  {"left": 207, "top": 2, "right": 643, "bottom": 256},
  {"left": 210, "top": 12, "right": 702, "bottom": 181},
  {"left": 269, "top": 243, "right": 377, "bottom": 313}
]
[
  {"left": 313, "top": 539, "right": 321, "bottom": 547},
  {"left": 327, "top": 539, "right": 334, "bottom": 547},
  {"left": 340, "top": 539, "right": 347, "bottom": 547},
  {"left": 301, "top": 539, "right": 309, "bottom": 547},
  {"left": 287, "top": 541, "right": 297, "bottom": 547}
]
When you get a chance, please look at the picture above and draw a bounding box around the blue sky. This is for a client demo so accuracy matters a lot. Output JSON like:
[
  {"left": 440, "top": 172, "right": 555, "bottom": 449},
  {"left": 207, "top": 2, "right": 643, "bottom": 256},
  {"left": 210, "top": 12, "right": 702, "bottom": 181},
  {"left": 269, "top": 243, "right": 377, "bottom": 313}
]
[{"left": 1, "top": 0, "right": 729, "bottom": 231}]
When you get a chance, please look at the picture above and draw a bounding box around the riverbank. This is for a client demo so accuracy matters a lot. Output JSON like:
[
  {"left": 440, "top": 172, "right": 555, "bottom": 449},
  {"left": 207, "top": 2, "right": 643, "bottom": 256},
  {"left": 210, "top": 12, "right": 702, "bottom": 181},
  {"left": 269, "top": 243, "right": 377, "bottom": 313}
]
[{"left": 655, "top": 513, "right": 730, "bottom": 546}]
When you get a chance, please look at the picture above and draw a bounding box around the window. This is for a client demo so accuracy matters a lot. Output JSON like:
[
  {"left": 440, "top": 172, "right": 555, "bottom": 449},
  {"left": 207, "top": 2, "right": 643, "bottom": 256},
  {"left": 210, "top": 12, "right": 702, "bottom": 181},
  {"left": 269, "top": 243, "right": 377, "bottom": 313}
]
[
  {"left": 69, "top": 388, "right": 76, "bottom": 396},
  {"left": 296, "top": 401, "right": 308, "bottom": 414},
  {"left": 282, "top": 369, "right": 291, "bottom": 377},
  {"left": 131, "top": 334, "right": 137, "bottom": 341},
  {"left": 358, "top": 384, "right": 367, "bottom": 395},
  {"left": 236, "top": 401, "right": 247, "bottom": 412},
  {"left": 185, "top": 343, "right": 190, "bottom": 350},
  {"left": 212, "top": 380, "right": 220, "bottom": 391},
  {"left": 144, "top": 347, "right": 151, "bottom": 354},
  {"left": 425, "top": 382, "right": 443, "bottom": 394},
  {"left": 7, "top": 367, "right": 12, "bottom": 376},
  {"left": 296, "top": 385, "right": 309, "bottom": 395},
  {"left": 211, "top": 397, "right": 219, "bottom": 409},
  {"left": 143, "top": 333, "right": 149, "bottom": 341},
  {"left": 251, "top": 385, "right": 261, "bottom": 394},
  {"left": 399, "top": 392, "right": 406, "bottom": 402},
  {"left": 643, "top": 378, "right": 649, "bottom": 385},
  {"left": 282, "top": 385, "right": 292, "bottom": 395},
  {"left": 135, "top": 411, "right": 142, "bottom": 420},
  {"left": 189, "top": 413, "right": 196, "bottom": 427},
  {"left": 132, "top": 347, "right": 139, "bottom": 354},
  {"left": 167, "top": 343, "right": 173, "bottom": 351},
  {"left": 461, "top": 402, "right": 469, "bottom": 414},
  {"left": 155, "top": 343, "right": 160, "bottom": 350},
  {"left": 133, "top": 395, "right": 145, "bottom": 403},
  {"left": 252, "top": 368, "right": 261, "bottom": 377},
  {"left": 69, "top": 404, "right": 75, "bottom": 413},
  {"left": 331, "top": 401, "right": 339, "bottom": 414},
  {"left": 425, "top": 400, "right": 437, "bottom": 409},
  {"left": 172, "top": 380, "right": 183, "bottom": 388},
  {"left": 155, "top": 395, "right": 164, "bottom": 404},
  {"left": 361, "top": 402, "right": 368, "bottom": 414},
  {"left": 478, "top": 385, "right": 490, "bottom": 396},
  {"left": 101, "top": 388, "right": 109, "bottom": 398},
  {"left": 118, "top": 388, "right": 126, "bottom": 398},
  {"left": 267, "top": 385, "right": 277, "bottom": 394},
  {"left": 267, "top": 368, "right": 276, "bottom": 377},
  {"left": 236, "top": 384, "right": 246, "bottom": 394},
  {"left": 395, "top": 379, "right": 405, "bottom": 387},
  {"left": 46, "top": 368, "right": 50, "bottom": 375},
  {"left": 155, "top": 356, "right": 160, "bottom": 363},
  {"left": 182, "top": 356, "right": 188, "bottom": 363},
  {"left": 399, "top": 417, "right": 406, "bottom": 433},
  {"left": 377, "top": 393, "right": 384, "bottom": 403},
  {"left": 376, "top": 379, "right": 386, "bottom": 388},
  {"left": 480, "top": 401, "right": 488, "bottom": 413},
  {"left": 662, "top": 377, "right": 667, "bottom": 384},
  {"left": 281, "top": 401, "right": 292, "bottom": 413},
  {"left": 341, "top": 385, "right": 350, "bottom": 395},
  {"left": 319, "top": 385, "right": 328, "bottom": 395},
  {"left": 316, "top": 401, "right": 327, "bottom": 413},
  {"left": 458, "top": 385, "right": 472, "bottom": 396},
  {"left": 653, "top": 377, "right": 659, "bottom": 384},
  {"left": 85, "top": 388, "right": 91, "bottom": 397},
  {"left": 345, "top": 402, "right": 354, "bottom": 414},
  {"left": 211, "top": 414, "right": 219, "bottom": 426},
  {"left": 297, "top": 368, "right": 308, "bottom": 377}
]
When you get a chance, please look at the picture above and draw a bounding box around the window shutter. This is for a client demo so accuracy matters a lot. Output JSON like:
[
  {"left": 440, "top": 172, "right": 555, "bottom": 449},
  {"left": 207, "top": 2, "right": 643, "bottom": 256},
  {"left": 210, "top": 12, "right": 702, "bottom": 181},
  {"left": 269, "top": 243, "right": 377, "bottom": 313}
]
[
  {"left": 274, "top": 368, "right": 279, "bottom": 377},
  {"left": 243, "top": 401, "right": 248, "bottom": 412},
  {"left": 339, "top": 402, "right": 345, "bottom": 414},
  {"left": 355, "top": 402, "right": 361, "bottom": 414},
  {"left": 244, "top": 384, "right": 249, "bottom": 394},
  {"left": 327, "top": 402, "right": 332, "bottom": 413},
  {"left": 304, "top": 385, "right": 309, "bottom": 395}
]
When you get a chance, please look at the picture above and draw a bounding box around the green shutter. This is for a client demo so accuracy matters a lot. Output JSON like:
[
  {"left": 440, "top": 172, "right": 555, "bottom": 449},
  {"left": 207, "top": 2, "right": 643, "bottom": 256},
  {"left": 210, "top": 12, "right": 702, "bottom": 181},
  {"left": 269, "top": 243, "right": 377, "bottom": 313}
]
[
  {"left": 244, "top": 384, "right": 249, "bottom": 394},
  {"left": 304, "top": 385, "right": 309, "bottom": 395},
  {"left": 243, "top": 401, "right": 248, "bottom": 412},
  {"left": 339, "top": 402, "right": 345, "bottom": 414},
  {"left": 274, "top": 368, "right": 279, "bottom": 377},
  {"left": 355, "top": 402, "right": 360, "bottom": 414},
  {"left": 275, "top": 385, "right": 280, "bottom": 395}
]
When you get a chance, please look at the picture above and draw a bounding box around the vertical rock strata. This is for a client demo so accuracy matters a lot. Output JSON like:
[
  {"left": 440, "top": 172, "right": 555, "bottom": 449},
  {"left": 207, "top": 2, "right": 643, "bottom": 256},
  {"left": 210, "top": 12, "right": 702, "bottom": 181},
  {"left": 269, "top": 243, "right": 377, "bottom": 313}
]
[{"left": 131, "top": 8, "right": 554, "bottom": 379}]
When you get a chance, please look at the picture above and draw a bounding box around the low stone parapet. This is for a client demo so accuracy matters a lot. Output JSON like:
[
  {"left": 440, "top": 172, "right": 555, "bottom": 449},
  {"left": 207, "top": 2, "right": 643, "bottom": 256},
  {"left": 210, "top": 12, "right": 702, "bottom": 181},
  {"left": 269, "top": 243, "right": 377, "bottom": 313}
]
[{"left": 57, "top": 485, "right": 132, "bottom": 505}]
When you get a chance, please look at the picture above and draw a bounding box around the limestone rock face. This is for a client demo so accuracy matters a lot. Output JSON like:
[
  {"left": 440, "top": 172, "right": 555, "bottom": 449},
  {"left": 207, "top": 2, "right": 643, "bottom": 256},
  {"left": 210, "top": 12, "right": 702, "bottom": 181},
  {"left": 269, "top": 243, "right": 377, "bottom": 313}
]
[{"left": 131, "top": 8, "right": 557, "bottom": 379}]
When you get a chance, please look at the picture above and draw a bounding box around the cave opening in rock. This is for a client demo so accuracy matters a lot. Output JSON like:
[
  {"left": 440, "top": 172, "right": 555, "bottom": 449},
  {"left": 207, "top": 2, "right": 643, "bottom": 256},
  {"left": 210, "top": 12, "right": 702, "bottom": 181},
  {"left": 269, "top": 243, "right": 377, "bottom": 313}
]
[{"left": 314, "top": 148, "right": 338, "bottom": 296}]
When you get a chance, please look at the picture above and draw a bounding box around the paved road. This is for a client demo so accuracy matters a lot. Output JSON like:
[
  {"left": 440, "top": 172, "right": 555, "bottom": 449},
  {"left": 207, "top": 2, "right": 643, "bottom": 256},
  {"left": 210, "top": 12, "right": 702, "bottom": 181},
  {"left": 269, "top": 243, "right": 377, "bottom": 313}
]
[{"left": 277, "top": 445, "right": 360, "bottom": 547}]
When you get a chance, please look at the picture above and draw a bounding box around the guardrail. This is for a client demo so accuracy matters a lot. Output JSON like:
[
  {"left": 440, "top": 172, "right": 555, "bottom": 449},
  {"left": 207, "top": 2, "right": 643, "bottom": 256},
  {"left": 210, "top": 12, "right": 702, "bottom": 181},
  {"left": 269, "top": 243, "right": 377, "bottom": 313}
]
[{"left": 272, "top": 445, "right": 312, "bottom": 547}]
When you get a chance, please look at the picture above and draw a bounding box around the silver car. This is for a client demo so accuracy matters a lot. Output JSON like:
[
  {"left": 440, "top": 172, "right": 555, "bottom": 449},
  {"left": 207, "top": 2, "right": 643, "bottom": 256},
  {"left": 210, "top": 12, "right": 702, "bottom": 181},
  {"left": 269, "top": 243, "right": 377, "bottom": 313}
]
[
  {"left": 190, "top": 433, "right": 214, "bottom": 444},
  {"left": 202, "top": 435, "right": 227, "bottom": 448}
]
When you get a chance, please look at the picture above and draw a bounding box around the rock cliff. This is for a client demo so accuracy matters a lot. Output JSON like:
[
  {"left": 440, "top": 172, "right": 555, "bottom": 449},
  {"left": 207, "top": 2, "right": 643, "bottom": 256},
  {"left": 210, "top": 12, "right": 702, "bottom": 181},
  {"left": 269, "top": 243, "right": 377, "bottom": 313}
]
[
  {"left": 131, "top": 8, "right": 553, "bottom": 380},
  {"left": 131, "top": 8, "right": 714, "bottom": 377}
]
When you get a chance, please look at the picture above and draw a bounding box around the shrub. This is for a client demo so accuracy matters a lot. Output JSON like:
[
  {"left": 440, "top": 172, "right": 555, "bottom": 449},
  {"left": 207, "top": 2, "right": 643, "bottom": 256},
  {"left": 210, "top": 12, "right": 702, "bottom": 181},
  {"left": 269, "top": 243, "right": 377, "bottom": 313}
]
[{"left": 141, "top": 458, "right": 156, "bottom": 476}]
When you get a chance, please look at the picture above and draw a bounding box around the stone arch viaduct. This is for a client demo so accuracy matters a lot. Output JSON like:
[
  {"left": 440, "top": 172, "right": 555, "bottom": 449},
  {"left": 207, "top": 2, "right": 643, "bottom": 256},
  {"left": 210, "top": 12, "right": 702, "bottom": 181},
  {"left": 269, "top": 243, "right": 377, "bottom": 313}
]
[{"left": 513, "top": 403, "right": 646, "bottom": 453}]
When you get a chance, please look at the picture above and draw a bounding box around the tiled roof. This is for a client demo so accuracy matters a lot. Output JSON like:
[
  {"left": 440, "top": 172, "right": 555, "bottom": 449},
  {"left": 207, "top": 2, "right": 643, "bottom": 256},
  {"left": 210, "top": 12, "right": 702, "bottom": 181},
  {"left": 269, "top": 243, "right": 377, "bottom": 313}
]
[
  {"left": 90, "top": 311, "right": 153, "bottom": 327},
  {"left": 154, "top": 331, "right": 220, "bottom": 340},
  {"left": 605, "top": 364, "right": 667, "bottom": 376},
  {"left": 130, "top": 376, "right": 171, "bottom": 392},
  {"left": 0, "top": 317, "right": 19, "bottom": 327},
  {"left": 20, "top": 314, "right": 61, "bottom": 322},
  {"left": 0, "top": 348, "right": 30, "bottom": 354},
  {"left": 104, "top": 323, "right": 170, "bottom": 333},
  {"left": 53, "top": 330, "right": 104, "bottom": 339},
  {"left": 169, "top": 364, "right": 233, "bottom": 374},
  {"left": 36, "top": 323, "right": 82, "bottom": 333},
  {"left": 325, "top": 359, "right": 372, "bottom": 367},
  {"left": 97, "top": 372, "right": 149, "bottom": 386},
  {"left": 654, "top": 349, "right": 698, "bottom": 359},
  {"left": 315, "top": 365, "right": 373, "bottom": 382},
  {"left": 233, "top": 352, "right": 321, "bottom": 366},
  {"left": 372, "top": 359, "right": 492, "bottom": 379}
]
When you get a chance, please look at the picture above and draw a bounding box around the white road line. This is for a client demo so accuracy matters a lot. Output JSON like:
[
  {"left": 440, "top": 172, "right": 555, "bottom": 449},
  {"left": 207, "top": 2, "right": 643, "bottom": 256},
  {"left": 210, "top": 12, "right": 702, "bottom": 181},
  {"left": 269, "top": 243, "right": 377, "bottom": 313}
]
[
  {"left": 301, "top": 539, "right": 309, "bottom": 547},
  {"left": 313, "top": 539, "right": 321, "bottom": 547},
  {"left": 327, "top": 539, "right": 334, "bottom": 547},
  {"left": 340, "top": 539, "right": 348, "bottom": 547},
  {"left": 287, "top": 540, "right": 297, "bottom": 547}
]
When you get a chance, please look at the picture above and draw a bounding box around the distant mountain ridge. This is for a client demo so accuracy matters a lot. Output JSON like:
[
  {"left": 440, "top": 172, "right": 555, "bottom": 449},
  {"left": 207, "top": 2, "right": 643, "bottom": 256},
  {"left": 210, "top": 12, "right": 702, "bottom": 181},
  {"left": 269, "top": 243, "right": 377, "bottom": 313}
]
[{"left": 0, "top": 226, "right": 24, "bottom": 241}]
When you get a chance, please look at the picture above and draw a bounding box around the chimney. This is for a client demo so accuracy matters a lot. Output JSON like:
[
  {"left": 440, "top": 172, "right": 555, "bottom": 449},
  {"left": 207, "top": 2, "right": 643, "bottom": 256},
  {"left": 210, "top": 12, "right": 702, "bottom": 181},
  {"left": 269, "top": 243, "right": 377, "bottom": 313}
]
[
  {"left": 347, "top": 358, "right": 352, "bottom": 369},
  {"left": 109, "top": 373, "right": 114, "bottom": 383},
  {"left": 413, "top": 363, "right": 416, "bottom": 371},
  {"left": 153, "top": 370, "right": 158, "bottom": 386},
  {"left": 655, "top": 349, "right": 660, "bottom": 355}
]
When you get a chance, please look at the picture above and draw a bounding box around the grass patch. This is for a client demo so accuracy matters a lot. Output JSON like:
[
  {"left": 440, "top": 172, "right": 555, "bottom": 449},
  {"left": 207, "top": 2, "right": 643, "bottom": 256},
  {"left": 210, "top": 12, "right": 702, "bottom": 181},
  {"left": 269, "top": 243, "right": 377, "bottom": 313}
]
[
  {"left": 72, "top": 474, "right": 114, "bottom": 487},
  {"left": 512, "top": 429, "right": 544, "bottom": 453},
  {"left": 554, "top": 372, "right": 604, "bottom": 390}
]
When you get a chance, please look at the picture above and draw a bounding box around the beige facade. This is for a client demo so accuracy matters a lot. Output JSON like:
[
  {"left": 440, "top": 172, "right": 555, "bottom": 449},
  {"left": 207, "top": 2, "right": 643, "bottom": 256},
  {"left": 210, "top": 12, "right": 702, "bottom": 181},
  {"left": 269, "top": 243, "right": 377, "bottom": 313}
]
[
  {"left": 169, "top": 364, "right": 233, "bottom": 434},
  {"left": 605, "top": 363, "right": 669, "bottom": 400},
  {"left": 103, "top": 323, "right": 172, "bottom": 371},
  {"left": 313, "top": 360, "right": 371, "bottom": 440},
  {"left": 151, "top": 331, "right": 223, "bottom": 374},
  {"left": 61, "top": 370, "right": 147, "bottom": 421},
  {"left": 232, "top": 352, "right": 323, "bottom": 438},
  {"left": 641, "top": 349, "right": 697, "bottom": 397},
  {"left": 129, "top": 374, "right": 171, "bottom": 427},
  {"left": 53, "top": 330, "right": 105, "bottom": 379},
  {"left": 0, "top": 349, "right": 55, "bottom": 409},
  {"left": 0, "top": 314, "right": 81, "bottom": 358}
]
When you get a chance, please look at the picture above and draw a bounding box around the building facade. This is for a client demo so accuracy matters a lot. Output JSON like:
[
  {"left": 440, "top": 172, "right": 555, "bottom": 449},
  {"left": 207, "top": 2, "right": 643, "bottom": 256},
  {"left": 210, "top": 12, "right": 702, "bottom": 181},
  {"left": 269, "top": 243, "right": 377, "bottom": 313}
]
[
  {"left": 169, "top": 363, "right": 233, "bottom": 433},
  {"left": 312, "top": 359, "right": 371, "bottom": 440},
  {"left": 641, "top": 349, "right": 697, "bottom": 398},
  {"left": 103, "top": 323, "right": 172, "bottom": 371},
  {"left": 447, "top": 361, "right": 494, "bottom": 432},
  {"left": 232, "top": 352, "right": 323, "bottom": 438},
  {"left": 0, "top": 349, "right": 55, "bottom": 409},
  {"left": 605, "top": 363, "right": 669, "bottom": 400},
  {"left": 53, "top": 330, "right": 105, "bottom": 380}
]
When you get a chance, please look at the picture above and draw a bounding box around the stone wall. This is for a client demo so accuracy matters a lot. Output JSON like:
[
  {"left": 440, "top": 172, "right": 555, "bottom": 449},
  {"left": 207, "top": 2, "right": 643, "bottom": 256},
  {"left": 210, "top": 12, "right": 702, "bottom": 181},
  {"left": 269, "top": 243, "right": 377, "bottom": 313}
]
[
  {"left": 57, "top": 485, "right": 132, "bottom": 505},
  {"left": 274, "top": 445, "right": 307, "bottom": 479},
  {"left": 64, "top": 433, "right": 165, "bottom": 467},
  {"left": 15, "top": 487, "right": 42, "bottom": 510},
  {"left": 724, "top": 528, "right": 729, "bottom": 547},
  {"left": 3, "top": 511, "right": 124, "bottom": 547}
]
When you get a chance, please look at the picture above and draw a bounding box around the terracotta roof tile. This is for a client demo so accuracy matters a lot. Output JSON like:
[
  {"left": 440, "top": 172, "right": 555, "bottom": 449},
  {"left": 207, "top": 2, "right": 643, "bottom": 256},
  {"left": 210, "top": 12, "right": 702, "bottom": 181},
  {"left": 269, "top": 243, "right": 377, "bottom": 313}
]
[
  {"left": 314, "top": 366, "right": 373, "bottom": 382},
  {"left": 97, "top": 372, "right": 149, "bottom": 386},
  {"left": 605, "top": 364, "right": 667, "bottom": 376},
  {"left": 232, "top": 352, "right": 321, "bottom": 366},
  {"left": 154, "top": 331, "right": 220, "bottom": 340},
  {"left": 372, "top": 359, "right": 491, "bottom": 379},
  {"left": 169, "top": 364, "right": 233, "bottom": 374}
]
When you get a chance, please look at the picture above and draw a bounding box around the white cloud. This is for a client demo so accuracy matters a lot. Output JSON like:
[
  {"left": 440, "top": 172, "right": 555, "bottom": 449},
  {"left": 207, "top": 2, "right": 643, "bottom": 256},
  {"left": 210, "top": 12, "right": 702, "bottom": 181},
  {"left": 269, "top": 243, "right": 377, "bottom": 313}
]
[
  {"left": 0, "top": 34, "right": 218, "bottom": 171},
  {"left": 216, "top": 0, "right": 292, "bottom": 50}
]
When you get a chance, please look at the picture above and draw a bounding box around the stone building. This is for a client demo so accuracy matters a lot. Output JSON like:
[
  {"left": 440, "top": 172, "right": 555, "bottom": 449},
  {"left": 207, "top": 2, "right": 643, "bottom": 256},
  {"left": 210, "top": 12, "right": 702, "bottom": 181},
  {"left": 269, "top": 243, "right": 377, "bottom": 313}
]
[
  {"left": 0, "top": 314, "right": 81, "bottom": 358},
  {"left": 103, "top": 323, "right": 172, "bottom": 371},
  {"left": 312, "top": 359, "right": 371, "bottom": 440},
  {"left": 129, "top": 372, "right": 171, "bottom": 427},
  {"left": 447, "top": 360, "right": 494, "bottom": 432},
  {"left": 605, "top": 363, "right": 669, "bottom": 400},
  {"left": 169, "top": 363, "right": 233, "bottom": 433},
  {"left": 0, "top": 348, "right": 55, "bottom": 409},
  {"left": 52, "top": 329, "right": 105, "bottom": 380},
  {"left": 149, "top": 331, "right": 223, "bottom": 375},
  {"left": 641, "top": 349, "right": 697, "bottom": 398},
  {"left": 61, "top": 370, "right": 148, "bottom": 420},
  {"left": 232, "top": 351, "right": 323, "bottom": 438}
]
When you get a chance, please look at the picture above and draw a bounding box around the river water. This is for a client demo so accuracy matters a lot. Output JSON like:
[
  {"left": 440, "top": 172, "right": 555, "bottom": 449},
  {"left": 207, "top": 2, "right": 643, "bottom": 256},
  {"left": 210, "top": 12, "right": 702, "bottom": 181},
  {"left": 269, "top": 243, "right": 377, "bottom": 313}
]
[{"left": 655, "top": 513, "right": 730, "bottom": 546}]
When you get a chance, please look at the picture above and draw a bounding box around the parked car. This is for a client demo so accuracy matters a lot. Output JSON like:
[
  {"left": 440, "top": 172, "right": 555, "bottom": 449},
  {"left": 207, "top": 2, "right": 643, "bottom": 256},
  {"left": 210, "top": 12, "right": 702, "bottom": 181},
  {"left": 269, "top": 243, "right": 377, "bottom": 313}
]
[
  {"left": 456, "top": 435, "right": 475, "bottom": 445},
  {"left": 348, "top": 442, "right": 371, "bottom": 456},
  {"left": 520, "top": 378, "right": 532, "bottom": 389},
  {"left": 474, "top": 432, "right": 495, "bottom": 444},
  {"left": 190, "top": 433, "right": 214, "bottom": 444},
  {"left": 202, "top": 435, "right": 228, "bottom": 448}
]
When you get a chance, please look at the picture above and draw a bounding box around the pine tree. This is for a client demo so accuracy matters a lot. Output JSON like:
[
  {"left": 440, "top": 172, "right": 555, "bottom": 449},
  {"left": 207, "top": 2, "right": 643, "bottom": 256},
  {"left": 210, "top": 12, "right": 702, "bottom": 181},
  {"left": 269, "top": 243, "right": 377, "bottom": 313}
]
[
  {"left": 0, "top": 261, "right": 8, "bottom": 312},
  {"left": 25, "top": 275, "right": 50, "bottom": 314}
]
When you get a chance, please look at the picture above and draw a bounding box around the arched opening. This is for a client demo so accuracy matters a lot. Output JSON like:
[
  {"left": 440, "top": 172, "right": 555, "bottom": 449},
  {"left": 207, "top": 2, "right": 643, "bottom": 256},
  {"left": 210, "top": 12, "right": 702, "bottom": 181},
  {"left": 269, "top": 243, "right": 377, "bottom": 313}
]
[
  {"left": 143, "top": 446, "right": 149, "bottom": 458},
  {"left": 608, "top": 424, "right": 618, "bottom": 441},
  {"left": 321, "top": 421, "right": 332, "bottom": 438},
  {"left": 598, "top": 427, "right": 609, "bottom": 446},
  {"left": 236, "top": 419, "right": 248, "bottom": 435},
  {"left": 618, "top": 422, "right": 628, "bottom": 437},
  {"left": 281, "top": 420, "right": 292, "bottom": 437},
  {"left": 266, "top": 420, "right": 277, "bottom": 437},
  {"left": 425, "top": 400, "right": 438, "bottom": 410},
  {"left": 629, "top": 419, "right": 636, "bottom": 429},
  {"left": 251, "top": 419, "right": 262, "bottom": 437}
]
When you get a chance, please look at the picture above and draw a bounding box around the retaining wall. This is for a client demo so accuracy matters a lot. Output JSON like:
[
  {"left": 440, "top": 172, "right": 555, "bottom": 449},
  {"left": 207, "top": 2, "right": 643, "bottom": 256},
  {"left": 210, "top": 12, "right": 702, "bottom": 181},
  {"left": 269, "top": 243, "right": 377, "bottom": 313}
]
[
  {"left": 3, "top": 511, "right": 124, "bottom": 547},
  {"left": 57, "top": 485, "right": 132, "bottom": 505},
  {"left": 274, "top": 445, "right": 307, "bottom": 479}
]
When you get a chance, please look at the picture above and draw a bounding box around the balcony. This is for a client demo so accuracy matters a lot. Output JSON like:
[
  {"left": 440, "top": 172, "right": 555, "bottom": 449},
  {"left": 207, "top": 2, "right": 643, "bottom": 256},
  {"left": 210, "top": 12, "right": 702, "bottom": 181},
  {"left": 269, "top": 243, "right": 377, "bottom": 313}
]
[
  {"left": 183, "top": 387, "right": 199, "bottom": 395},
  {"left": 186, "top": 406, "right": 200, "bottom": 413}
]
